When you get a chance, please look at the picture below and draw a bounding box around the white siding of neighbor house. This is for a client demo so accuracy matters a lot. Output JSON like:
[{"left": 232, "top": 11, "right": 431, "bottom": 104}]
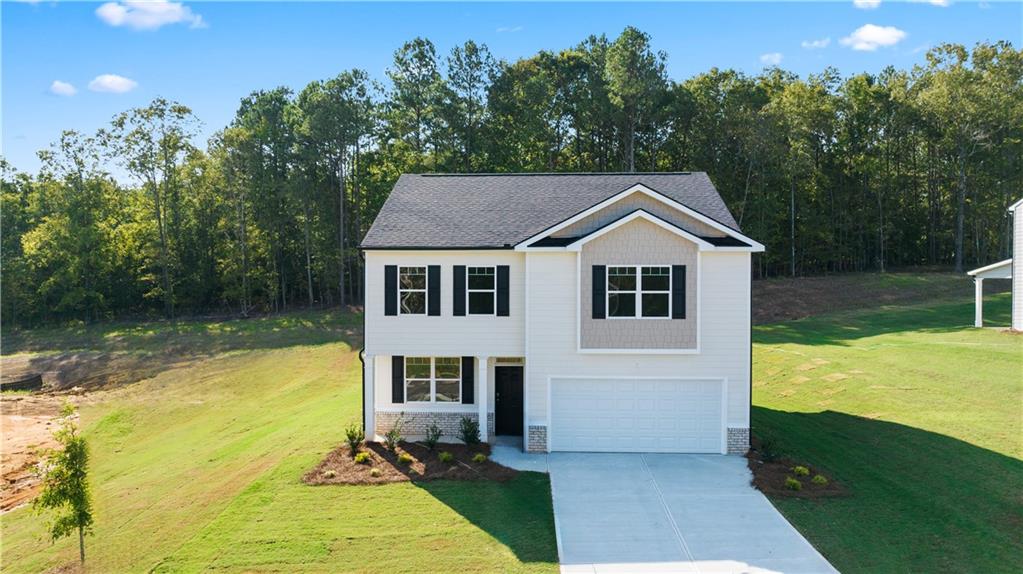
[
  {"left": 1014, "top": 206, "right": 1022, "bottom": 331},
  {"left": 524, "top": 250, "right": 751, "bottom": 428},
  {"left": 363, "top": 250, "right": 525, "bottom": 357}
]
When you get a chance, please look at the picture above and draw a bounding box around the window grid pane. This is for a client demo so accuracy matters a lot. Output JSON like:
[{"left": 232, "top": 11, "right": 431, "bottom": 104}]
[{"left": 404, "top": 357, "right": 464, "bottom": 403}]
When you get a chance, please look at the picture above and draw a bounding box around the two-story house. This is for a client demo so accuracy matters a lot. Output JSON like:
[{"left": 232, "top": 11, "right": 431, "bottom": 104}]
[{"left": 359, "top": 173, "right": 764, "bottom": 454}]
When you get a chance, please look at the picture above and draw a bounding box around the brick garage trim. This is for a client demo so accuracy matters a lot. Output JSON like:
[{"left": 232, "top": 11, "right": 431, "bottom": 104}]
[
  {"left": 376, "top": 411, "right": 495, "bottom": 441},
  {"left": 527, "top": 425, "right": 548, "bottom": 452},
  {"left": 727, "top": 427, "right": 749, "bottom": 455}
]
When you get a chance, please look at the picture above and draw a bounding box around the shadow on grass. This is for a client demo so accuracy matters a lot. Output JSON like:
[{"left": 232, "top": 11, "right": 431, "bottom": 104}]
[
  {"left": 753, "top": 293, "right": 1013, "bottom": 346},
  {"left": 752, "top": 406, "right": 1022, "bottom": 572},
  {"left": 414, "top": 472, "right": 559, "bottom": 565}
]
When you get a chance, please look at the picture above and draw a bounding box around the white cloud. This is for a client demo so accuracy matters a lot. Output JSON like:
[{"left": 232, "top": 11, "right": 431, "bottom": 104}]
[
  {"left": 496, "top": 25, "right": 523, "bottom": 33},
  {"left": 760, "top": 52, "right": 784, "bottom": 65},
  {"left": 853, "top": 0, "right": 881, "bottom": 9},
  {"left": 801, "top": 37, "right": 831, "bottom": 50},
  {"left": 96, "top": 1, "right": 206, "bottom": 31},
  {"left": 88, "top": 74, "right": 138, "bottom": 93},
  {"left": 840, "top": 24, "right": 907, "bottom": 51},
  {"left": 910, "top": 0, "right": 950, "bottom": 6},
  {"left": 49, "top": 80, "right": 77, "bottom": 96}
]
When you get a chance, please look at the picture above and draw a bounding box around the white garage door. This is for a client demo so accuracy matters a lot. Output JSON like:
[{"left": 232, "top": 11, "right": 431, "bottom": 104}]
[{"left": 550, "top": 377, "right": 724, "bottom": 453}]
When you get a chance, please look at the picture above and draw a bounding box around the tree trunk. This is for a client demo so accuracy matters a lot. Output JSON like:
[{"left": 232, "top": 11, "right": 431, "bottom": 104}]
[
  {"left": 79, "top": 526, "right": 85, "bottom": 563},
  {"left": 790, "top": 176, "right": 796, "bottom": 277}
]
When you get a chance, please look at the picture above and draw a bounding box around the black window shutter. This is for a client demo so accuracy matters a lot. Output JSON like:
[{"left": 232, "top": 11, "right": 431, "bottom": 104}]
[
  {"left": 391, "top": 355, "right": 404, "bottom": 403},
  {"left": 461, "top": 356, "right": 475, "bottom": 404},
  {"left": 592, "top": 265, "right": 606, "bottom": 319},
  {"left": 496, "top": 265, "right": 510, "bottom": 316},
  {"left": 672, "top": 265, "right": 687, "bottom": 319},
  {"left": 384, "top": 265, "right": 398, "bottom": 316},
  {"left": 453, "top": 265, "right": 466, "bottom": 316},
  {"left": 427, "top": 265, "right": 441, "bottom": 316}
]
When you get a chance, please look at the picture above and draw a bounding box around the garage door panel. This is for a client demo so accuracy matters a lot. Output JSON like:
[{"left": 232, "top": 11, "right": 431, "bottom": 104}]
[{"left": 550, "top": 377, "right": 724, "bottom": 453}]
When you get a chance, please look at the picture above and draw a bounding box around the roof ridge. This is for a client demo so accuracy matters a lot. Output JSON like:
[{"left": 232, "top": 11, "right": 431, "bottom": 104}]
[{"left": 416, "top": 171, "right": 694, "bottom": 177}]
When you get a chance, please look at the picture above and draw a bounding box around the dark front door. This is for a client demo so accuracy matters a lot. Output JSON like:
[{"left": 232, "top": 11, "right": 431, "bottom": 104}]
[{"left": 494, "top": 366, "right": 524, "bottom": 436}]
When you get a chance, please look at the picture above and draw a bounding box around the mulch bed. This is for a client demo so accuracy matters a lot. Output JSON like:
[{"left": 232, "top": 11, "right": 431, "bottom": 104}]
[
  {"left": 746, "top": 436, "right": 847, "bottom": 499},
  {"left": 303, "top": 441, "right": 518, "bottom": 485}
]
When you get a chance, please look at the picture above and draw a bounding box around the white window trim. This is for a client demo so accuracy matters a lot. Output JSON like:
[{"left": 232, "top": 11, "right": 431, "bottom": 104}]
[
  {"left": 607, "top": 264, "right": 672, "bottom": 320},
  {"left": 398, "top": 266, "right": 428, "bottom": 316},
  {"left": 466, "top": 265, "right": 497, "bottom": 316},
  {"left": 405, "top": 357, "right": 461, "bottom": 404}
]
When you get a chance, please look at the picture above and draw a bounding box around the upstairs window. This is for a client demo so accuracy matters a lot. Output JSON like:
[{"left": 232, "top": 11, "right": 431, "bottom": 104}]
[
  {"left": 467, "top": 266, "right": 496, "bottom": 315},
  {"left": 399, "top": 266, "right": 427, "bottom": 314},
  {"left": 405, "top": 357, "right": 461, "bottom": 403},
  {"left": 607, "top": 265, "right": 670, "bottom": 318}
]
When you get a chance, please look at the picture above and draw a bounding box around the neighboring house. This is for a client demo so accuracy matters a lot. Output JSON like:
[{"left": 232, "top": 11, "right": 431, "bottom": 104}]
[
  {"left": 968, "top": 197, "right": 1022, "bottom": 331},
  {"left": 359, "top": 173, "right": 765, "bottom": 454}
]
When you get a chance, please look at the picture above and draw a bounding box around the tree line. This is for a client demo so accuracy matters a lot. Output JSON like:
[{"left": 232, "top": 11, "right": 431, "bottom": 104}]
[{"left": 2, "top": 28, "right": 1020, "bottom": 325}]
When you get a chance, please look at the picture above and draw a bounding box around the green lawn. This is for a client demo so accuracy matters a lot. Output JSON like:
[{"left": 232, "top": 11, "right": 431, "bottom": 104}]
[
  {"left": 0, "top": 313, "right": 558, "bottom": 573},
  {"left": 752, "top": 292, "right": 1022, "bottom": 573}
]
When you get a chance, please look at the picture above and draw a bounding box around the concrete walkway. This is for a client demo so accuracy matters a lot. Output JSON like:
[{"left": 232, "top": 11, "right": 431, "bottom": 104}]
[{"left": 548, "top": 453, "right": 839, "bottom": 574}]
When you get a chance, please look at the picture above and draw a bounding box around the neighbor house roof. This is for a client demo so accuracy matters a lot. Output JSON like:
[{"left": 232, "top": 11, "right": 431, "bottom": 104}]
[{"left": 360, "top": 172, "right": 743, "bottom": 249}]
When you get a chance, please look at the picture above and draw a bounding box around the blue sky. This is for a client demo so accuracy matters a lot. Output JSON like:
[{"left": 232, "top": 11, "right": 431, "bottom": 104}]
[{"left": 3, "top": 1, "right": 1020, "bottom": 175}]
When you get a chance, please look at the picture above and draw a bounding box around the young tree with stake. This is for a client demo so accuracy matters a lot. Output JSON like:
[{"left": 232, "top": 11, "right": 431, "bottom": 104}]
[{"left": 34, "top": 402, "right": 93, "bottom": 564}]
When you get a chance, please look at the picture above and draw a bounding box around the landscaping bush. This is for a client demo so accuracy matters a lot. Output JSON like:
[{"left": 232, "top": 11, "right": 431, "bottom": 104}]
[
  {"left": 785, "top": 476, "right": 802, "bottom": 491},
  {"left": 792, "top": 465, "right": 810, "bottom": 477},
  {"left": 424, "top": 424, "right": 443, "bottom": 451},
  {"left": 811, "top": 474, "right": 829, "bottom": 486},
  {"left": 472, "top": 453, "right": 487, "bottom": 464},
  {"left": 384, "top": 414, "right": 406, "bottom": 451},
  {"left": 458, "top": 416, "right": 480, "bottom": 446},
  {"left": 438, "top": 451, "right": 454, "bottom": 464},
  {"left": 354, "top": 452, "right": 371, "bottom": 465},
  {"left": 397, "top": 452, "right": 414, "bottom": 465},
  {"left": 758, "top": 436, "right": 780, "bottom": 462},
  {"left": 344, "top": 422, "right": 365, "bottom": 456},
  {"left": 369, "top": 468, "right": 382, "bottom": 477}
]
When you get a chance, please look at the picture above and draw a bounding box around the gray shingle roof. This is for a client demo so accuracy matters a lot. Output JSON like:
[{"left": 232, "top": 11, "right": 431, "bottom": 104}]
[{"left": 360, "top": 172, "right": 741, "bottom": 249}]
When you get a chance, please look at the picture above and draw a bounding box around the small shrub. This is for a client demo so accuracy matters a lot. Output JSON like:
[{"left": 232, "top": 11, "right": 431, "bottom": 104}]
[
  {"left": 369, "top": 468, "right": 382, "bottom": 477},
  {"left": 344, "top": 422, "right": 365, "bottom": 456},
  {"left": 811, "top": 474, "right": 829, "bottom": 486},
  {"left": 384, "top": 413, "right": 406, "bottom": 451},
  {"left": 424, "top": 424, "right": 443, "bottom": 450},
  {"left": 758, "top": 436, "right": 780, "bottom": 462},
  {"left": 322, "top": 469, "right": 337, "bottom": 479},
  {"left": 397, "top": 452, "right": 414, "bottom": 465},
  {"left": 458, "top": 416, "right": 480, "bottom": 446},
  {"left": 785, "top": 476, "right": 802, "bottom": 491},
  {"left": 472, "top": 453, "right": 487, "bottom": 464},
  {"left": 354, "top": 452, "right": 371, "bottom": 465},
  {"left": 438, "top": 451, "right": 454, "bottom": 464},
  {"left": 792, "top": 465, "right": 810, "bottom": 477}
]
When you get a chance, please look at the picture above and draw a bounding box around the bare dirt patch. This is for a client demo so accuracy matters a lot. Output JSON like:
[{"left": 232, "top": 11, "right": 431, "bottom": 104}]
[
  {"left": 1, "top": 394, "right": 66, "bottom": 512},
  {"left": 304, "top": 442, "right": 517, "bottom": 485},
  {"left": 1, "top": 351, "right": 191, "bottom": 393},
  {"left": 746, "top": 436, "right": 847, "bottom": 500},
  {"left": 752, "top": 271, "right": 1008, "bottom": 324}
]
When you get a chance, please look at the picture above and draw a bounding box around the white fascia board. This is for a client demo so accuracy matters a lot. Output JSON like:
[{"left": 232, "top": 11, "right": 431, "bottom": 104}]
[
  {"left": 514, "top": 183, "right": 766, "bottom": 252},
  {"left": 1008, "top": 198, "right": 1023, "bottom": 212},
  {"left": 967, "top": 258, "right": 1012, "bottom": 277},
  {"left": 566, "top": 209, "right": 716, "bottom": 251}
]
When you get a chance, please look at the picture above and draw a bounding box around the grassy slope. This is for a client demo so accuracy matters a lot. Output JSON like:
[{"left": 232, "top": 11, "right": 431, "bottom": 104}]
[
  {"left": 1, "top": 312, "right": 557, "bottom": 573},
  {"left": 752, "top": 292, "right": 1022, "bottom": 573}
]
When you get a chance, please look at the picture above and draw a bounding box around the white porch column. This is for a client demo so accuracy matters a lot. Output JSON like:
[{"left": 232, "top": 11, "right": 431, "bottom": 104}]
[
  {"left": 974, "top": 278, "right": 984, "bottom": 328},
  {"left": 477, "top": 356, "right": 489, "bottom": 443},
  {"left": 363, "top": 353, "right": 376, "bottom": 438}
]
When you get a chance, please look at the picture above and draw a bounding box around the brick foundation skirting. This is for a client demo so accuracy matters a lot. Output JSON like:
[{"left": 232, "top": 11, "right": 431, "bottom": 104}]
[
  {"left": 527, "top": 425, "right": 548, "bottom": 452},
  {"left": 375, "top": 411, "right": 495, "bottom": 441},
  {"left": 727, "top": 427, "right": 750, "bottom": 455}
]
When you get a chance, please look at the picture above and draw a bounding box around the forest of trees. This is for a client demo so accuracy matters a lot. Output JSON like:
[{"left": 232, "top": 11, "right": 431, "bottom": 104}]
[{"left": 2, "top": 28, "right": 1021, "bottom": 325}]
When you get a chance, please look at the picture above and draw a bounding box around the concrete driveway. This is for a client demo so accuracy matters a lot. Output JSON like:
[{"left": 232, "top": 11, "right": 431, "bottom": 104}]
[{"left": 548, "top": 453, "right": 838, "bottom": 574}]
